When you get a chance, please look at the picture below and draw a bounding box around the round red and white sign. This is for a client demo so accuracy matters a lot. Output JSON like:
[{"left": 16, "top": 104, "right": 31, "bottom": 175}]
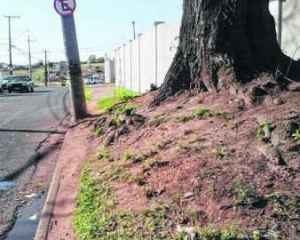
[{"left": 54, "top": 0, "right": 76, "bottom": 16}]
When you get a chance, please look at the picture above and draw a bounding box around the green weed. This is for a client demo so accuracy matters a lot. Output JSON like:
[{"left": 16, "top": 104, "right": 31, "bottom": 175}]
[
  {"left": 292, "top": 128, "right": 300, "bottom": 143},
  {"left": 214, "top": 146, "right": 228, "bottom": 160},
  {"left": 193, "top": 107, "right": 213, "bottom": 119},
  {"left": 97, "top": 88, "right": 139, "bottom": 111},
  {"left": 232, "top": 181, "right": 261, "bottom": 206},
  {"left": 97, "top": 146, "right": 112, "bottom": 161},
  {"left": 256, "top": 122, "right": 272, "bottom": 141},
  {"left": 74, "top": 168, "right": 172, "bottom": 239},
  {"left": 95, "top": 127, "right": 103, "bottom": 137}
]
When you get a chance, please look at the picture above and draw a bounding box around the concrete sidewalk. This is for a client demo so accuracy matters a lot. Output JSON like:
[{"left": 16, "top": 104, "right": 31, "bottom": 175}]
[{"left": 34, "top": 84, "right": 114, "bottom": 240}]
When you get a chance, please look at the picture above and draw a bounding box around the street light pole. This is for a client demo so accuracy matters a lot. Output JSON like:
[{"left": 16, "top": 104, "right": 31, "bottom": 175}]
[
  {"left": 132, "top": 21, "right": 136, "bottom": 40},
  {"left": 4, "top": 16, "right": 20, "bottom": 75}
]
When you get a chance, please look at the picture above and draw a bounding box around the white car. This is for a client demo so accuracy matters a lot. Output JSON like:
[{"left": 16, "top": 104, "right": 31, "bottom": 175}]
[{"left": 84, "top": 75, "right": 104, "bottom": 85}]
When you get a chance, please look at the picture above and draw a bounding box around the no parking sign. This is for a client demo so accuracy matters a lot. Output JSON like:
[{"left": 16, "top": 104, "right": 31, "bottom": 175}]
[{"left": 54, "top": 0, "right": 77, "bottom": 16}]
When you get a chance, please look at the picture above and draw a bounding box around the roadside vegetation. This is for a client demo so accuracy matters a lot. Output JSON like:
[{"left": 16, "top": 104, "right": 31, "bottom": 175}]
[
  {"left": 97, "top": 87, "right": 140, "bottom": 111},
  {"left": 85, "top": 87, "right": 93, "bottom": 102},
  {"left": 75, "top": 87, "right": 300, "bottom": 240}
]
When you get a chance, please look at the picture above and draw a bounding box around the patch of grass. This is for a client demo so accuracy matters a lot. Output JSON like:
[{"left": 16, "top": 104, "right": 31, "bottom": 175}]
[
  {"left": 256, "top": 122, "right": 273, "bottom": 141},
  {"left": 97, "top": 88, "right": 140, "bottom": 111},
  {"left": 193, "top": 107, "right": 213, "bottom": 119},
  {"left": 292, "top": 128, "right": 300, "bottom": 143},
  {"left": 85, "top": 87, "right": 93, "bottom": 102},
  {"left": 112, "top": 103, "right": 137, "bottom": 116},
  {"left": 74, "top": 168, "right": 172, "bottom": 239},
  {"left": 232, "top": 181, "right": 261, "bottom": 206},
  {"left": 176, "top": 107, "right": 230, "bottom": 124}
]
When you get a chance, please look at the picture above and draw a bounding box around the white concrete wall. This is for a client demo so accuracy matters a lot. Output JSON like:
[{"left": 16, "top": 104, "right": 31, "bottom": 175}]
[
  {"left": 156, "top": 23, "right": 179, "bottom": 87},
  {"left": 106, "top": 2, "right": 300, "bottom": 92},
  {"left": 104, "top": 56, "right": 115, "bottom": 83},
  {"left": 270, "top": 0, "right": 300, "bottom": 59},
  {"left": 105, "top": 22, "right": 180, "bottom": 93}
]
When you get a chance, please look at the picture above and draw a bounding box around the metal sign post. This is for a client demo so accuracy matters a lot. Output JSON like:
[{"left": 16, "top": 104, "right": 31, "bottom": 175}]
[{"left": 54, "top": 0, "right": 87, "bottom": 120}]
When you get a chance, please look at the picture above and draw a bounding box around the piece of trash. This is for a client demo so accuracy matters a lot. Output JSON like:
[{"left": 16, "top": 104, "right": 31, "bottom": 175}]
[
  {"left": 28, "top": 214, "right": 38, "bottom": 221},
  {"left": 25, "top": 193, "right": 38, "bottom": 199}
]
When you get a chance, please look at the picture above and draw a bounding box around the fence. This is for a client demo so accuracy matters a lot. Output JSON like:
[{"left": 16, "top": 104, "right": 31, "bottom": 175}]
[{"left": 105, "top": 22, "right": 180, "bottom": 93}]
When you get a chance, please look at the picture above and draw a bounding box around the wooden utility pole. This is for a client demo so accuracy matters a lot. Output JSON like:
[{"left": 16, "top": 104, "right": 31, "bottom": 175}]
[
  {"left": 27, "top": 34, "right": 33, "bottom": 79},
  {"left": 54, "top": 0, "right": 87, "bottom": 120},
  {"left": 4, "top": 16, "right": 20, "bottom": 75},
  {"left": 44, "top": 50, "right": 48, "bottom": 87}
]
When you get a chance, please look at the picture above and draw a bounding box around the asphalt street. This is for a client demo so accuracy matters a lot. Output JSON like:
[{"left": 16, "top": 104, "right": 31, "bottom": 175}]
[{"left": 0, "top": 86, "right": 70, "bottom": 179}]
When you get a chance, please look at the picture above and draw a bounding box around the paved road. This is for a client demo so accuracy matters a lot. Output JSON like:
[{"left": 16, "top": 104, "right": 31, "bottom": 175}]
[{"left": 0, "top": 86, "right": 70, "bottom": 179}]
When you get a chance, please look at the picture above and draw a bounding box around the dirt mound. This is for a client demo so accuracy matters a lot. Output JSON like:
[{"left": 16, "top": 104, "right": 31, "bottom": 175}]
[{"left": 81, "top": 88, "right": 300, "bottom": 239}]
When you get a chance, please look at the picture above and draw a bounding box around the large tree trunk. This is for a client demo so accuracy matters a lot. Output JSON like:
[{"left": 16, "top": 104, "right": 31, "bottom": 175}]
[{"left": 155, "top": 0, "right": 300, "bottom": 103}]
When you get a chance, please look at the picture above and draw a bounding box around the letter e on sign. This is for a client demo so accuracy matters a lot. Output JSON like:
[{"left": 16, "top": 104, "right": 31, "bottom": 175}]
[{"left": 54, "top": 0, "right": 76, "bottom": 16}]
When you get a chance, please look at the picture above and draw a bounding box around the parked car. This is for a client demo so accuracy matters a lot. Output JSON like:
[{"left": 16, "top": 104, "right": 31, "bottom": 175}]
[
  {"left": 84, "top": 74, "right": 104, "bottom": 85},
  {"left": 1, "top": 76, "right": 14, "bottom": 90},
  {"left": 7, "top": 76, "right": 34, "bottom": 93},
  {"left": 0, "top": 80, "right": 3, "bottom": 93}
]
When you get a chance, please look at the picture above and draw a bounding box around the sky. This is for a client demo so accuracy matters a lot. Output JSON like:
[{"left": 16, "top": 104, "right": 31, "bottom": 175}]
[{"left": 0, "top": 0, "right": 183, "bottom": 65}]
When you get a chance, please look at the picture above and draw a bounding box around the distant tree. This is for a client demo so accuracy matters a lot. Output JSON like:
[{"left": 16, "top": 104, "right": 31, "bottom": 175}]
[
  {"left": 154, "top": 0, "right": 300, "bottom": 104},
  {"left": 96, "top": 57, "right": 105, "bottom": 64},
  {"left": 88, "top": 55, "right": 97, "bottom": 64}
]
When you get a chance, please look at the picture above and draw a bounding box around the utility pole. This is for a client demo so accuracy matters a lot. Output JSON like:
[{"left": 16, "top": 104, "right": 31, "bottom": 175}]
[
  {"left": 277, "top": 0, "right": 283, "bottom": 47},
  {"left": 44, "top": 50, "right": 48, "bottom": 87},
  {"left": 54, "top": 0, "right": 87, "bottom": 120},
  {"left": 4, "top": 16, "right": 20, "bottom": 75},
  {"left": 27, "top": 33, "right": 33, "bottom": 79},
  {"left": 132, "top": 21, "right": 136, "bottom": 40}
]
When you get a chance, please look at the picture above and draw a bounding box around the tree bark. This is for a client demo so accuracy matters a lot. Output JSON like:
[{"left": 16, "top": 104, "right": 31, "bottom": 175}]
[{"left": 155, "top": 0, "right": 300, "bottom": 104}]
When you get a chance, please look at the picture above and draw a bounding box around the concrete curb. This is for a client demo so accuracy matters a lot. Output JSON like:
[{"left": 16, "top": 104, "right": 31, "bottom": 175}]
[
  {"left": 33, "top": 153, "right": 61, "bottom": 240},
  {"left": 33, "top": 129, "right": 73, "bottom": 240}
]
